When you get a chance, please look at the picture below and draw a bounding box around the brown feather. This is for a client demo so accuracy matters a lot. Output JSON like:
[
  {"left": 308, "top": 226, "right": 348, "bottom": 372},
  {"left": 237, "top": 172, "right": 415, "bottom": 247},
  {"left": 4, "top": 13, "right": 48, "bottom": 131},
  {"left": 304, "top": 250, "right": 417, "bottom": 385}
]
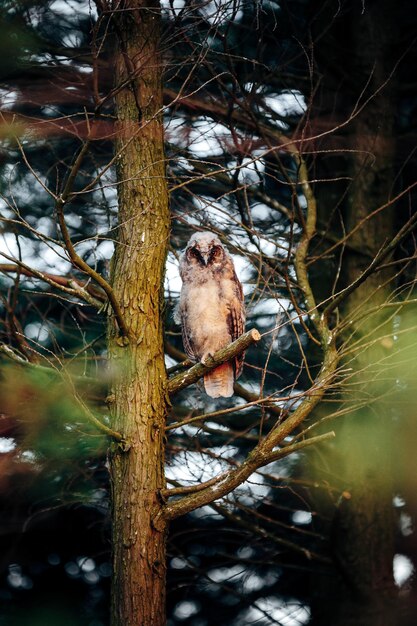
[
  {"left": 181, "top": 319, "right": 196, "bottom": 361},
  {"left": 204, "top": 363, "right": 234, "bottom": 398},
  {"left": 226, "top": 272, "right": 245, "bottom": 379}
]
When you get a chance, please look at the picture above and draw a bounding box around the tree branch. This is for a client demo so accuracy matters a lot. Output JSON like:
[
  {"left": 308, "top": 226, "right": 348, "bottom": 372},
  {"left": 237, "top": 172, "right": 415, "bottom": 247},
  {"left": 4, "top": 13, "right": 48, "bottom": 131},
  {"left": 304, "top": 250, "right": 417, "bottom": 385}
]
[
  {"left": 154, "top": 147, "right": 338, "bottom": 525},
  {"left": 0, "top": 262, "right": 105, "bottom": 307},
  {"left": 166, "top": 393, "right": 285, "bottom": 432},
  {"left": 165, "top": 340, "right": 290, "bottom": 418},
  {"left": 157, "top": 333, "right": 337, "bottom": 523},
  {"left": 323, "top": 198, "right": 417, "bottom": 316},
  {"left": 55, "top": 197, "right": 129, "bottom": 339},
  {"left": 261, "top": 431, "right": 336, "bottom": 465},
  {"left": 167, "top": 328, "right": 261, "bottom": 396}
]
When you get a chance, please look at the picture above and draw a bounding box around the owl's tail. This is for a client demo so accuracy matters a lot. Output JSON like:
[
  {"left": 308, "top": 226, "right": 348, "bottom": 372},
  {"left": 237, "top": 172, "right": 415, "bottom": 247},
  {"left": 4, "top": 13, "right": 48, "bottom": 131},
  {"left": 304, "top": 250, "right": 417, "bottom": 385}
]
[{"left": 204, "top": 363, "right": 234, "bottom": 398}]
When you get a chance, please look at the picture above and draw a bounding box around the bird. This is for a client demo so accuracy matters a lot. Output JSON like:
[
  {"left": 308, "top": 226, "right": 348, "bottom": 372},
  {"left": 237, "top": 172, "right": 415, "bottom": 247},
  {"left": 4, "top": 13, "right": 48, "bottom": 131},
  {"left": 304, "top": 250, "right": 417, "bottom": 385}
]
[{"left": 175, "top": 231, "right": 245, "bottom": 398}]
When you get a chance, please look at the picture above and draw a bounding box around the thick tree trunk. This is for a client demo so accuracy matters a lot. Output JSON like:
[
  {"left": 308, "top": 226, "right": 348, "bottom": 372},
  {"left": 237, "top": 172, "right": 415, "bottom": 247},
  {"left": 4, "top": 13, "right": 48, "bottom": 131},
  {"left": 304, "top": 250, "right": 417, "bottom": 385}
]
[
  {"left": 309, "top": 2, "right": 398, "bottom": 624},
  {"left": 108, "top": 2, "right": 170, "bottom": 625}
]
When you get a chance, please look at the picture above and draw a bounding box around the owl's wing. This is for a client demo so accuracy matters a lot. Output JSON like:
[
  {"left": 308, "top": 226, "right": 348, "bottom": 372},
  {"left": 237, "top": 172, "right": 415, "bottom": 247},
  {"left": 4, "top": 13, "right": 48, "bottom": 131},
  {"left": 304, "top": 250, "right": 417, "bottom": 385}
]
[
  {"left": 227, "top": 272, "right": 246, "bottom": 378},
  {"left": 180, "top": 313, "right": 197, "bottom": 362}
]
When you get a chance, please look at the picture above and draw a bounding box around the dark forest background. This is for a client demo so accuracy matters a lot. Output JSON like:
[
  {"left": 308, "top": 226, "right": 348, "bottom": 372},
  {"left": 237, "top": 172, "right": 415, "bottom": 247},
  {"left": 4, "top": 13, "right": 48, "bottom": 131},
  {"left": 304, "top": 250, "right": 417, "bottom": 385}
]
[{"left": 1, "top": 1, "right": 417, "bottom": 624}]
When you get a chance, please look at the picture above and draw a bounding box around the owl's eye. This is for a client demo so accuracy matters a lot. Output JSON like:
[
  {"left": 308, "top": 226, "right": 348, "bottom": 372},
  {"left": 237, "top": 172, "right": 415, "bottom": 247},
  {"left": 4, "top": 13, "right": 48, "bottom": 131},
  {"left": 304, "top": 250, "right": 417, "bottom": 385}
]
[
  {"left": 188, "top": 247, "right": 203, "bottom": 263},
  {"left": 208, "top": 246, "right": 222, "bottom": 262}
]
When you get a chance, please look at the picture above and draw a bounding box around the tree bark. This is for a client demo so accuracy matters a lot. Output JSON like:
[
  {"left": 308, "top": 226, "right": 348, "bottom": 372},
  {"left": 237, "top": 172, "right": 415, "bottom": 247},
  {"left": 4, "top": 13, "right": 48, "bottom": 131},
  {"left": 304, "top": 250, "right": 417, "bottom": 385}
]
[
  {"left": 309, "top": 2, "right": 399, "bottom": 624},
  {"left": 108, "top": 2, "right": 170, "bottom": 625}
]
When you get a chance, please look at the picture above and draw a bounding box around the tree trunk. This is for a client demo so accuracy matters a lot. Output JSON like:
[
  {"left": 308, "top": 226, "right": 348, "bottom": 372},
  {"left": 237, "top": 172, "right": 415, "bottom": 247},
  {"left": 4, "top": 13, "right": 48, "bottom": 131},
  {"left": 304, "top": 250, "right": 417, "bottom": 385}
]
[
  {"left": 108, "top": 2, "right": 170, "bottom": 625},
  {"left": 309, "top": 2, "right": 398, "bottom": 624}
]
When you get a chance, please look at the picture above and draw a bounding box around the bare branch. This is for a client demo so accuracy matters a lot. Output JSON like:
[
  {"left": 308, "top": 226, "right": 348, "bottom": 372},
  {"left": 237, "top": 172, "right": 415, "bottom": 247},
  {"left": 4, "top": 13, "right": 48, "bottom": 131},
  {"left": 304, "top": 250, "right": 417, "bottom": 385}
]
[
  {"left": 167, "top": 329, "right": 261, "bottom": 396},
  {"left": 157, "top": 326, "right": 337, "bottom": 523},
  {"left": 0, "top": 261, "right": 105, "bottom": 307},
  {"left": 55, "top": 197, "right": 129, "bottom": 338}
]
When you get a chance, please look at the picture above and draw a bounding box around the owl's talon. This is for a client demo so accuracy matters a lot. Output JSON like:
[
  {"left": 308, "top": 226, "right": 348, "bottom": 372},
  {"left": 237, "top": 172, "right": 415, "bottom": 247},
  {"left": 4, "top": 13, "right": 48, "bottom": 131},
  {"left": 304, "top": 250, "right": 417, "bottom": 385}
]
[{"left": 200, "top": 353, "right": 213, "bottom": 366}]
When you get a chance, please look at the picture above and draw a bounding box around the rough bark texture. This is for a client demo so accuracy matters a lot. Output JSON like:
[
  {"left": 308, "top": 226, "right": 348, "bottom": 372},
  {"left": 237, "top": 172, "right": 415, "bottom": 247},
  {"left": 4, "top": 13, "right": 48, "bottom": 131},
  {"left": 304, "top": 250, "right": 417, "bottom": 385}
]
[
  {"left": 108, "top": 2, "right": 170, "bottom": 625},
  {"left": 309, "top": 2, "right": 398, "bottom": 625}
]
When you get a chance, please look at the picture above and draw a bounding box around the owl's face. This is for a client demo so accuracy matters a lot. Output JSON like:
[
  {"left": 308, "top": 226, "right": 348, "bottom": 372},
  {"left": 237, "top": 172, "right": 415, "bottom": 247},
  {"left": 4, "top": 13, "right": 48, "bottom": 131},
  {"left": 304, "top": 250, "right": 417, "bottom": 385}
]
[{"left": 185, "top": 233, "right": 226, "bottom": 269}]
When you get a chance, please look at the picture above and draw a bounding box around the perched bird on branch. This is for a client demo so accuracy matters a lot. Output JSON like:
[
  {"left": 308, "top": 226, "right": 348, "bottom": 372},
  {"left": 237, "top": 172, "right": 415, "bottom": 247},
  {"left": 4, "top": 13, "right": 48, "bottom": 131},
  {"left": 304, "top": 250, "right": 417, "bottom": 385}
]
[{"left": 175, "top": 231, "right": 245, "bottom": 398}]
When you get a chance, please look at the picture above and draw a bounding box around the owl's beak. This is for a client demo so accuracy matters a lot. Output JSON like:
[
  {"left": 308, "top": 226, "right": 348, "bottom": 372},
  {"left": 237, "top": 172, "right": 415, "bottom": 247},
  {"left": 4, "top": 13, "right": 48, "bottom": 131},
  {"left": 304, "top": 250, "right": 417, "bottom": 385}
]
[{"left": 201, "top": 252, "right": 209, "bottom": 265}]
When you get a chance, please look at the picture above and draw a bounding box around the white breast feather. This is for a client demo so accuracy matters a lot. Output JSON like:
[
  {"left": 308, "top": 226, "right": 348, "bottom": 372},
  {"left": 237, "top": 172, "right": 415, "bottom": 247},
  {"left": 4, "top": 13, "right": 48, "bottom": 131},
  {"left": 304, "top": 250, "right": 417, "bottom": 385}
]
[{"left": 182, "top": 278, "right": 233, "bottom": 360}]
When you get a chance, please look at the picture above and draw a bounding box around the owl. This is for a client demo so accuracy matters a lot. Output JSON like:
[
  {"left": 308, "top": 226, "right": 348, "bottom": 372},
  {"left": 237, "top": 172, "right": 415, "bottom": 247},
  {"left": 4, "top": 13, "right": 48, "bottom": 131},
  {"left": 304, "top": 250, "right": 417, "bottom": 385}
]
[{"left": 175, "top": 232, "right": 245, "bottom": 398}]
